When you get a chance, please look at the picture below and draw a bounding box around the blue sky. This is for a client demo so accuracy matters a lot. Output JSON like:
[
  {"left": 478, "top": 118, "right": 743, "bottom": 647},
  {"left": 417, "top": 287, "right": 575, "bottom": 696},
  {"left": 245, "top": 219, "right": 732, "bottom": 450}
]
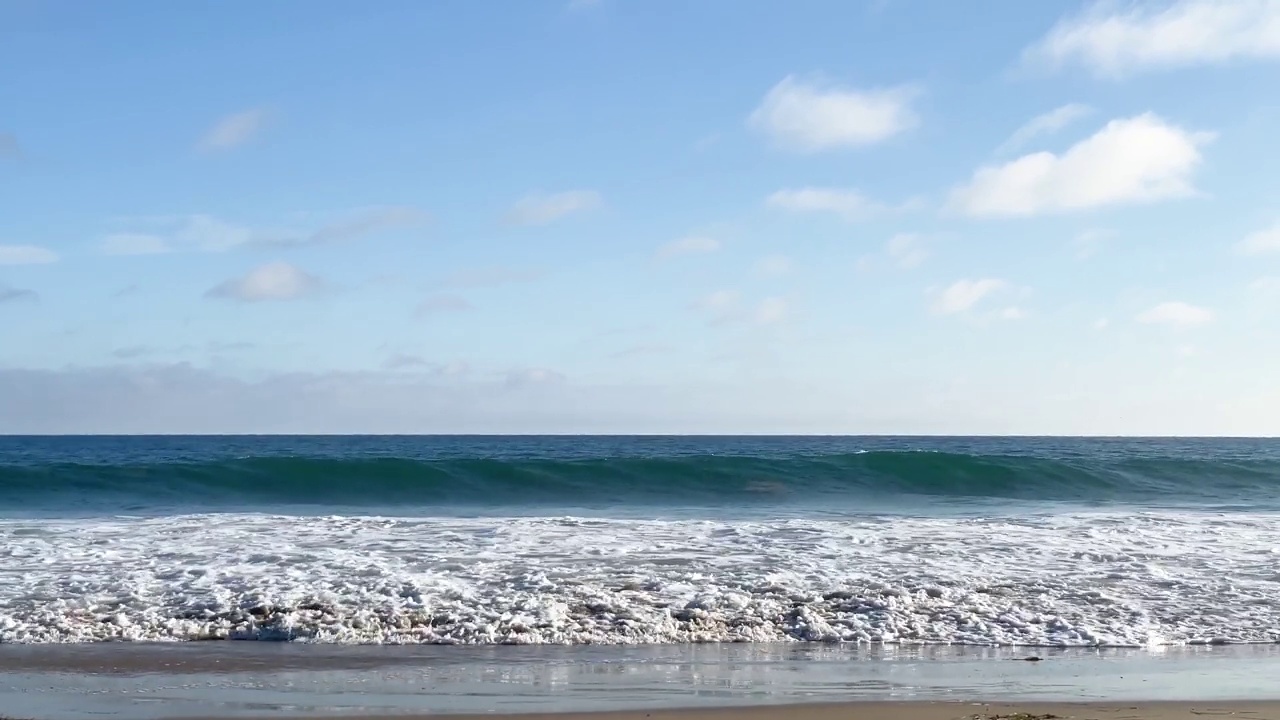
[{"left": 2, "top": 0, "right": 1280, "bottom": 434}]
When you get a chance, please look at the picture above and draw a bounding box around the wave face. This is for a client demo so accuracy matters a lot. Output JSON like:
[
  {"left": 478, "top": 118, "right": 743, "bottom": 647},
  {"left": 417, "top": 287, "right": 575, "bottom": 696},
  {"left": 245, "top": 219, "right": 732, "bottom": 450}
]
[{"left": 2, "top": 436, "right": 1280, "bottom": 511}]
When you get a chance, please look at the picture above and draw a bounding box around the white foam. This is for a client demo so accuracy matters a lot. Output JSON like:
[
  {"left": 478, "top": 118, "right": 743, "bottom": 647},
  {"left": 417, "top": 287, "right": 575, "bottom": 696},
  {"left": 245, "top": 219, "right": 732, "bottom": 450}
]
[{"left": 1, "top": 511, "right": 1278, "bottom": 645}]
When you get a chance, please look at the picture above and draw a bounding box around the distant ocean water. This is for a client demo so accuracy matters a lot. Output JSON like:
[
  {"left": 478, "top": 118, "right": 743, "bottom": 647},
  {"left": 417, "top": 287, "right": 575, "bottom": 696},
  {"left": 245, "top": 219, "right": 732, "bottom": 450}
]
[{"left": 1, "top": 435, "right": 1278, "bottom": 646}]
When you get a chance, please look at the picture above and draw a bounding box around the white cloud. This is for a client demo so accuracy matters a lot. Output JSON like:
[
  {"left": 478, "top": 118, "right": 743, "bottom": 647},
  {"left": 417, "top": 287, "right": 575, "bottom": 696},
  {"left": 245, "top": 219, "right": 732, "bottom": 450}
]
[
  {"left": 205, "top": 262, "right": 324, "bottom": 302},
  {"left": 996, "top": 103, "right": 1094, "bottom": 154},
  {"left": 1236, "top": 222, "right": 1280, "bottom": 255},
  {"left": 0, "top": 244, "right": 59, "bottom": 265},
  {"left": 885, "top": 233, "right": 929, "bottom": 268},
  {"left": 948, "top": 113, "right": 1211, "bottom": 217},
  {"left": 754, "top": 296, "right": 789, "bottom": 325},
  {"left": 999, "top": 306, "right": 1028, "bottom": 321},
  {"left": 747, "top": 76, "right": 918, "bottom": 152},
  {"left": 504, "top": 190, "right": 601, "bottom": 226},
  {"left": 931, "top": 278, "right": 1008, "bottom": 315},
  {"left": 100, "top": 233, "right": 172, "bottom": 256},
  {"left": 1026, "top": 0, "right": 1280, "bottom": 77},
  {"left": 754, "top": 254, "right": 792, "bottom": 276},
  {"left": 1094, "top": 317, "right": 1111, "bottom": 330},
  {"left": 766, "top": 187, "right": 888, "bottom": 221},
  {"left": 198, "top": 108, "right": 269, "bottom": 152},
  {"left": 416, "top": 294, "right": 473, "bottom": 317},
  {"left": 656, "top": 235, "right": 721, "bottom": 260},
  {"left": 1136, "top": 301, "right": 1214, "bottom": 328}
]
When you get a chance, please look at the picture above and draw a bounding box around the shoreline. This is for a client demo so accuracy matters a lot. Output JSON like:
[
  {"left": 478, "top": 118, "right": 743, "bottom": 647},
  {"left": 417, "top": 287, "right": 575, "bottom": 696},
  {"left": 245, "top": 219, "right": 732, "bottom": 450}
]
[{"left": 4, "top": 644, "right": 1280, "bottom": 720}]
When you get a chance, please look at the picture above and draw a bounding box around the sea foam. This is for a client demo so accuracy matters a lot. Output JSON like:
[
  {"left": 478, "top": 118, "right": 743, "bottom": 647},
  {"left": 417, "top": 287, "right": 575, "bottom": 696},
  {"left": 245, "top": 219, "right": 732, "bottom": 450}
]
[{"left": 2, "top": 511, "right": 1277, "bottom": 645}]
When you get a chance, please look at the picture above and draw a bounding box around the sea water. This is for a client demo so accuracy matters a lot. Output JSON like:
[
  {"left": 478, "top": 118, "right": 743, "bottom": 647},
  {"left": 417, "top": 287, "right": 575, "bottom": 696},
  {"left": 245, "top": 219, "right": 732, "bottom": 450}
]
[{"left": 2, "top": 435, "right": 1279, "bottom": 647}]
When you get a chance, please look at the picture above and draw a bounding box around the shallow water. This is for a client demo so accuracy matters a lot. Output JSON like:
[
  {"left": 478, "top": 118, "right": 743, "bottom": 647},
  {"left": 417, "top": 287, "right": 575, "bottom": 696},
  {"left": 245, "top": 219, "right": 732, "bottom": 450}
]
[{"left": 2, "top": 644, "right": 1280, "bottom": 719}]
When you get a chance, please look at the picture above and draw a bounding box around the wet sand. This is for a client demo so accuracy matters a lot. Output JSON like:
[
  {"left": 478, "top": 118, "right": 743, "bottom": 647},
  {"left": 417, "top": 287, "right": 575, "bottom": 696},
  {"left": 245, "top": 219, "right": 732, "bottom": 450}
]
[{"left": 3, "top": 644, "right": 1279, "bottom": 720}]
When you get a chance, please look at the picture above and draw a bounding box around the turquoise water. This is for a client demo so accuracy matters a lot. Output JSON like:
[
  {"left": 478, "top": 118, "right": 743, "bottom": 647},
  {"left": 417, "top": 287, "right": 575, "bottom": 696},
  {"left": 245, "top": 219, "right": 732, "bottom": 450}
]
[{"left": 3, "top": 435, "right": 1280, "bottom": 513}]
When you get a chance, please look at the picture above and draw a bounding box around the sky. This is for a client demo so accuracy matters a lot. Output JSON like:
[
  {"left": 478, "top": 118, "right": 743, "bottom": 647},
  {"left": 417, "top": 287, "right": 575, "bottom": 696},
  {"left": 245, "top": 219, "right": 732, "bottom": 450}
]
[{"left": 2, "top": 0, "right": 1280, "bottom": 435}]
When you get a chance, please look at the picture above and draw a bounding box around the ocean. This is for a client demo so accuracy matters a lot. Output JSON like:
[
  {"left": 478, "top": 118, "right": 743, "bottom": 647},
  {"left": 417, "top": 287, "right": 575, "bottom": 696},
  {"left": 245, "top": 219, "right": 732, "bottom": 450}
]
[{"left": 2, "top": 435, "right": 1278, "bottom": 647}]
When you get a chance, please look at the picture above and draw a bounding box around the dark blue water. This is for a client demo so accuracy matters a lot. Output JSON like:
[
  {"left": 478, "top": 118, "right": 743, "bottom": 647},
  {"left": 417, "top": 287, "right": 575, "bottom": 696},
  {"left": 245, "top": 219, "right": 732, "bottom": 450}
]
[{"left": 2, "top": 435, "right": 1279, "bottom": 515}]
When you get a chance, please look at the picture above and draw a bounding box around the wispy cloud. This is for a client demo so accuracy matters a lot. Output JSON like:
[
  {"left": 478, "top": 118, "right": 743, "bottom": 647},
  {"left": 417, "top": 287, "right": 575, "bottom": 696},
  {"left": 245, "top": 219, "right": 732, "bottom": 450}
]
[
  {"left": 101, "top": 208, "right": 424, "bottom": 255},
  {"left": 0, "top": 285, "right": 38, "bottom": 304},
  {"left": 0, "top": 244, "right": 59, "bottom": 265},
  {"left": 100, "top": 233, "right": 172, "bottom": 256},
  {"left": 656, "top": 235, "right": 721, "bottom": 260},
  {"left": 1025, "top": 0, "right": 1280, "bottom": 78},
  {"left": 931, "top": 278, "right": 1008, "bottom": 315},
  {"left": 766, "top": 187, "right": 892, "bottom": 221},
  {"left": 112, "top": 345, "right": 154, "bottom": 360},
  {"left": 754, "top": 255, "right": 792, "bottom": 276},
  {"left": 505, "top": 368, "right": 566, "bottom": 389},
  {"left": 885, "top": 233, "right": 929, "bottom": 268},
  {"left": 693, "top": 289, "right": 741, "bottom": 325},
  {"left": 442, "top": 266, "right": 546, "bottom": 289},
  {"left": 754, "top": 296, "right": 789, "bottom": 325},
  {"left": 748, "top": 76, "right": 919, "bottom": 152},
  {"left": 1236, "top": 222, "right": 1280, "bottom": 256},
  {"left": 504, "top": 190, "right": 601, "bottom": 226},
  {"left": 382, "top": 354, "right": 471, "bottom": 375},
  {"left": 257, "top": 206, "right": 425, "bottom": 249},
  {"left": 995, "top": 103, "right": 1094, "bottom": 154},
  {"left": 1073, "top": 228, "right": 1115, "bottom": 259},
  {"left": 948, "top": 114, "right": 1211, "bottom": 217},
  {"left": 197, "top": 107, "right": 270, "bottom": 152},
  {"left": 692, "top": 290, "right": 789, "bottom": 327},
  {"left": 1136, "top": 301, "right": 1214, "bottom": 328},
  {"left": 205, "top": 262, "right": 325, "bottom": 302}
]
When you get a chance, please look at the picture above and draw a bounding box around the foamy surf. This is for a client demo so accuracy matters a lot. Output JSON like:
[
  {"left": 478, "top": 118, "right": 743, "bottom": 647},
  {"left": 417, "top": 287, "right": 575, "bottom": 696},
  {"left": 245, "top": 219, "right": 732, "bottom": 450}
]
[{"left": 2, "top": 510, "right": 1277, "bottom": 646}]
